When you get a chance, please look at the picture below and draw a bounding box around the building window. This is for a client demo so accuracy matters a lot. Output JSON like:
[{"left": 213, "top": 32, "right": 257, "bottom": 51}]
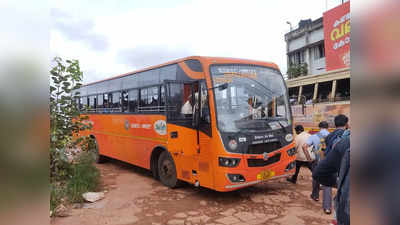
[
  {"left": 335, "top": 78, "right": 350, "bottom": 101},
  {"left": 301, "top": 84, "right": 314, "bottom": 104},
  {"left": 317, "top": 81, "right": 333, "bottom": 102},
  {"left": 288, "top": 87, "right": 299, "bottom": 104},
  {"left": 314, "top": 43, "right": 325, "bottom": 59},
  {"left": 290, "top": 51, "right": 305, "bottom": 65},
  {"left": 300, "top": 51, "right": 305, "bottom": 63}
]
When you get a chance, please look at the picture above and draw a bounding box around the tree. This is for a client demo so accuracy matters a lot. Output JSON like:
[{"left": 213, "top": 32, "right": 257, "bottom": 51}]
[{"left": 50, "top": 57, "right": 92, "bottom": 181}]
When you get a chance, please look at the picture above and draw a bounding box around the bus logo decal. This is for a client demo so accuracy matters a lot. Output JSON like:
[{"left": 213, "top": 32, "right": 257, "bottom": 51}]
[{"left": 154, "top": 120, "right": 167, "bottom": 135}]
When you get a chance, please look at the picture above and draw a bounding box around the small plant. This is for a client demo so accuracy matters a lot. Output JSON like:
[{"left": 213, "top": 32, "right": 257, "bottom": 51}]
[
  {"left": 66, "top": 152, "right": 100, "bottom": 203},
  {"left": 287, "top": 62, "right": 308, "bottom": 79},
  {"left": 50, "top": 183, "right": 66, "bottom": 212}
]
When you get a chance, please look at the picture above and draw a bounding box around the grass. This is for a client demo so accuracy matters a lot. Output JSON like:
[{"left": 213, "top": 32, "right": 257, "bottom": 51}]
[
  {"left": 50, "top": 151, "right": 100, "bottom": 215},
  {"left": 66, "top": 152, "right": 100, "bottom": 203}
]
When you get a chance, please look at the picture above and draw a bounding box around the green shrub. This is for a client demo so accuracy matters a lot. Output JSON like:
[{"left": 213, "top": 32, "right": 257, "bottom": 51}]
[{"left": 66, "top": 152, "right": 100, "bottom": 203}]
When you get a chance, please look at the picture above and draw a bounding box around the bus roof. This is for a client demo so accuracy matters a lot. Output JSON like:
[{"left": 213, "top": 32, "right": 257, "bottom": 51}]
[{"left": 83, "top": 56, "right": 280, "bottom": 87}]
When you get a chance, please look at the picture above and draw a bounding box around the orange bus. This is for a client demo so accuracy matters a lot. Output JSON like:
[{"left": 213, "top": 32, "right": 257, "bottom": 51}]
[{"left": 76, "top": 56, "right": 296, "bottom": 192}]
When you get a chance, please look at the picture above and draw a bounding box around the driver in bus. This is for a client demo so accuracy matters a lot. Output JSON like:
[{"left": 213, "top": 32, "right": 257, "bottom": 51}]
[
  {"left": 246, "top": 96, "right": 267, "bottom": 119},
  {"left": 181, "top": 92, "right": 199, "bottom": 115}
]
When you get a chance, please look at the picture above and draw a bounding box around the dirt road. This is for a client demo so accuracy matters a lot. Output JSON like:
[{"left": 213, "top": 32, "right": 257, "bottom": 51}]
[{"left": 51, "top": 159, "right": 333, "bottom": 225}]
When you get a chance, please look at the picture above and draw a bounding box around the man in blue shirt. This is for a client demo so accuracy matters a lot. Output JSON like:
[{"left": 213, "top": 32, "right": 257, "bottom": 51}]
[{"left": 303, "top": 121, "right": 332, "bottom": 214}]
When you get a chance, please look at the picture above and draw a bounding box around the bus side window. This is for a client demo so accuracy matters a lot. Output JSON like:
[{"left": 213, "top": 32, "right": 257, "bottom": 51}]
[
  {"left": 122, "top": 91, "right": 128, "bottom": 112},
  {"left": 149, "top": 86, "right": 159, "bottom": 107},
  {"left": 81, "top": 97, "right": 88, "bottom": 112},
  {"left": 167, "top": 83, "right": 185, "bottom": 120},
  {"left": 160, "top": 85, "right": 166, "bottom": 108},
  {"left": 112, "top": 92, "right": 121, "bottom": 112},
  {"left": 97, "top": 94, "right": 103, "bottom": 112},
  {"left": 128, "top": 89, "right": 138, "bottom": 112},
  {"left": 103, "top": 94, "right": 109, "bottom": 111}
]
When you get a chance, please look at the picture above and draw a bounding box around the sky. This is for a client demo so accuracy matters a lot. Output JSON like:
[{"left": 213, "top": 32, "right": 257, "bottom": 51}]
[{"left": 50, "top": 0, "right": 346, "bottom": 83}]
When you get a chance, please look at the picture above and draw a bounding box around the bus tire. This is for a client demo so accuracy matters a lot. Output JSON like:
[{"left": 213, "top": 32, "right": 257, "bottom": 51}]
[
  {"left": 92, "top": 137, "right": 107, "bottom": 164},
  {"left": 157, "top": 151, "right": 181, "bottom": 188}
]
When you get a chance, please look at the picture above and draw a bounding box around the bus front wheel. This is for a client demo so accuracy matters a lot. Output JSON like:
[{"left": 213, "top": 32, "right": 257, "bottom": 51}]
[
  {"left": 91, "top": 138, "right": 107, "bottom": 164},
  {"left": 158, "top": 151, "right": 181, "bottom": 188}
]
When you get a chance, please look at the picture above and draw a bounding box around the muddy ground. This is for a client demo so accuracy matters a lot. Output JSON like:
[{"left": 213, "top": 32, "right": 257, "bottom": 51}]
[{"left": 51, "top": 159, "right": 334, "bottom": 225}]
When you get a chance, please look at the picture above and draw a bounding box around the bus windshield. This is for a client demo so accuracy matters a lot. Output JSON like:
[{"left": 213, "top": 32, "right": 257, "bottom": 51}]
[{"left": 211, "top": 65, "right": 290, "bottom": 132}]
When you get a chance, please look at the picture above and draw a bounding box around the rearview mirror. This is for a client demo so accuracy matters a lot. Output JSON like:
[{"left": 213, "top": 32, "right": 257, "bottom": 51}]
[
  {"left": 209, "top": 83, "right": 229, "bottom": 91},
  {"left": 218, "top": 83, "right": 229, "bottom": 91}
]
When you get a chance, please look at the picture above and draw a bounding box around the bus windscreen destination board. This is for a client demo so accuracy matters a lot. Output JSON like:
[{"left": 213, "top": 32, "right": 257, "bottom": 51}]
[{"left": 323, "top": 1, "right": 350, "bottom": 71}]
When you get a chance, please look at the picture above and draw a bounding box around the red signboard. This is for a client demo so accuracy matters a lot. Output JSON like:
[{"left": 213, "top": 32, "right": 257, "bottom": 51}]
[{"left": 323, "top": 1, "right": 350, "bottom": 71}]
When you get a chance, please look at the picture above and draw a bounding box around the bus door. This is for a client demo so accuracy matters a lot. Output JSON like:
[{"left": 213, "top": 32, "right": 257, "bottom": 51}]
[
  {"left": 194, "top": 80, "right": 214, "bottom": 189},
  {"left": 165, "top": 81, "right": 200, "bottom": 184}
]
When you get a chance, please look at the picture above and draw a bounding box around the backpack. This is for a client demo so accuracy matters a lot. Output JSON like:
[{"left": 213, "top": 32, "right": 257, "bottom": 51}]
[
  {"left": 325, "top": 129, "right": 345, "bottom": 156},
  {"left": 314, "top": 132, "right": 327, "bottom": 160}
]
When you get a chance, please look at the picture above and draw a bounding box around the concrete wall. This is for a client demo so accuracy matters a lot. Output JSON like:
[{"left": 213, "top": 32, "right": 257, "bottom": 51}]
[
  {"left": 309, "top": 28, "right": 324, "bottom": 44},
  {"left": 288, "top": 35, "right": 306, "bottom": 52}
]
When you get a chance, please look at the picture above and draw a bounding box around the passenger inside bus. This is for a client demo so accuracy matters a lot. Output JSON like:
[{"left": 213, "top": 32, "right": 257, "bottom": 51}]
[
  {"left": 181, "top": 93, "right": 194, "bottom": 115},
  {"left": 180, "top": 84, "right": 199, "bottom": 118}
]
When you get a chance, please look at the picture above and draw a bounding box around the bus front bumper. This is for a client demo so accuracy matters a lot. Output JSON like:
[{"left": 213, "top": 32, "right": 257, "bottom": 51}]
[{"left": 214, "top": 155, "right": 296, "bottom": 192}]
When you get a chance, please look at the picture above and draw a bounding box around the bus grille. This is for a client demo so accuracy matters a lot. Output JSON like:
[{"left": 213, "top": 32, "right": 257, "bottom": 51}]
[
  {"left": 247, "top": 142, "right": 282, "bottom": 154},
  {"left": 247, "top": 153, "right": 281, "bottom": 167}
]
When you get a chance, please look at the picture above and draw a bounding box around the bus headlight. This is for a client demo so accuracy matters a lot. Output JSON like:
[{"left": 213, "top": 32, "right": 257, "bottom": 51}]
[
  {"left": 285, "top": 133, "right": 293, "bottom": 142},
  {"left": 227, "top": 174, "right": 246, "bottom": 183},
  {"left": 228, "top": 139, "right": 238, "bottom": 151},
  {"left": 219, "top": 157, "right": 241, "bottom": 167}
]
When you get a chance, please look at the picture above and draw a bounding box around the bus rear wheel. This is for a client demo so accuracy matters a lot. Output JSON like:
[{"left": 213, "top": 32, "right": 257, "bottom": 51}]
[{"left": 158, "top": 151, "right": 181, "bottom": 188}]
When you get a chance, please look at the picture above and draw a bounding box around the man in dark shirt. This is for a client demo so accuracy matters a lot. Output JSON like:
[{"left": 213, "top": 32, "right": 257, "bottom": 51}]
[
  {"left": 314, "top": 114, "right": 349, "bottom": 214},
  {"left": 313, "top": 122, "right": 350, "bottom": 225}
]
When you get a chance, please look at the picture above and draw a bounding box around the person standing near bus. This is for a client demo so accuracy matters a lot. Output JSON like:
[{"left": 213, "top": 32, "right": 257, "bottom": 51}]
[
  {"left": 303, "top": 121, "right": 331, "bottom": 212},
  {"left": 287, "top": 125, "right": 314, "bottom": 184},
  {"left": 316, "top": 114, "right": 349, "bottom": 215}
]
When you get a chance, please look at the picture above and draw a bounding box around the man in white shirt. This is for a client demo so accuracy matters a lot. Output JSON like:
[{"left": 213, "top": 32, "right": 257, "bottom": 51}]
[
  {"left": 287, "top": 125, "right": 315, "bottom": 184},
  {"left": 181, "top": 92, "right": 199, "bottom": 116}
]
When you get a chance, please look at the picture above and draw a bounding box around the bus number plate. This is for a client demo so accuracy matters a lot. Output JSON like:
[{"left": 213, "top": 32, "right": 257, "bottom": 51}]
[{"left": 257, "top": 170, "right": 275, "bottom": 181}]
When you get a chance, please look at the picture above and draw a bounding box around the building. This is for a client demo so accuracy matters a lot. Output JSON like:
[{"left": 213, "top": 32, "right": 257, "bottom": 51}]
[
  {"left": 285, "top": 18, "right": 326, "bottom": 77},
  {"left": 284, "top": 1, "right": 351, "bottom": 132}
]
